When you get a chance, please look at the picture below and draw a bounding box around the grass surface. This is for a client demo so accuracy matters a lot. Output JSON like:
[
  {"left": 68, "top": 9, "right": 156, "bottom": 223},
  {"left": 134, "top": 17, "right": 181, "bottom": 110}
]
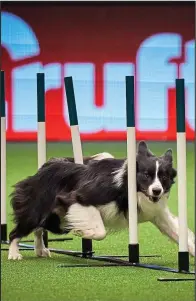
[{"left": 1, "top": 142, "right": 195, "bottom": 301}]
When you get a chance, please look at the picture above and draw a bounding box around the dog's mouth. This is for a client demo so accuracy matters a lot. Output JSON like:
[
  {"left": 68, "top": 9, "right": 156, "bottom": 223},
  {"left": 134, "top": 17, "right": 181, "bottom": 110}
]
[
  {"left": 149, "top": 196, "right": 160, "bottom": 203},
  {"left": 140, "top": 189, "right": 161, "bottom": 203}
]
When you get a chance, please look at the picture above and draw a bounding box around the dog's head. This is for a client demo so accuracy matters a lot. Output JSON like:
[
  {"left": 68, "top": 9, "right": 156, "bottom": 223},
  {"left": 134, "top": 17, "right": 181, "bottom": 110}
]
[{"left": 136, "top": 141, "right": 177, "bottom": 202}]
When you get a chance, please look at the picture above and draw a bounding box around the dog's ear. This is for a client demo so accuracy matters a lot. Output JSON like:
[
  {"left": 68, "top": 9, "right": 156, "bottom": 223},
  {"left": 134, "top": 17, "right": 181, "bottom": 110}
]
[
  {"left": 137, "top": 141, "right": 148, "bottom": 155},
  {"left": 55, "top": 194, "right": 69, "bottom": 207},
  {"left": 55, "top": 192, "right": 76, "bottom": 208},
  {"left": 137, "top": 141, "right": 153, "bottom": 157},
  {"left": 163, "top": 149, "right": 173, "bottom": 163}
]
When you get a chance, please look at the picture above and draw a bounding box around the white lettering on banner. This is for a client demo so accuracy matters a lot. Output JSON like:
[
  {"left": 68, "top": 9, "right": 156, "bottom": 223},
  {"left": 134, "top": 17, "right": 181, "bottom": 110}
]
[
  {"left": 136, "top": 33, "right": 182, "bottom": 131},
  {"left": 13, "top": 63, "right": 42, "bottom": 131},
  {"left": 64, "top": 63, "right": 95, "bottom": 133},
  {"left": 181, "top": 40, "right": 195, "bottom": 130},
  {"left": 1, "top": 11, "right": 195, "bottom": 134},
  {"left": 13, "top": 63, "right": 62, "bottom": 131},
  {"left": 2, "top": 12, "right": 62, "bottom": 132},
  {"left": 1, "top": 12, "right": 40, "bottom": 60},
  {"left": 103, "top": 63, "right": 134, "bottom": 131},
  {"left": 64, "top": 63, "right": 134, "bottom": 133}
]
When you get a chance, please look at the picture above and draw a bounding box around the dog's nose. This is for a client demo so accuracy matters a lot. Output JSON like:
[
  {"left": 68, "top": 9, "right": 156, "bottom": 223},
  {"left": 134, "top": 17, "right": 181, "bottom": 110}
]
[{"left": 152, "top": 188, "right": 162, "bottom": 196}]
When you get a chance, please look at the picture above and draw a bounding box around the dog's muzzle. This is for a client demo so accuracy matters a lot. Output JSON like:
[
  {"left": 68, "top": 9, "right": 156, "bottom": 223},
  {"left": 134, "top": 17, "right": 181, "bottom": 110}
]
[
  {"left": 150, "top": 196, "right": 160, "bottom": 203},
  {"left": 148, "top": 186, "right": 163, "bottom": 202}
]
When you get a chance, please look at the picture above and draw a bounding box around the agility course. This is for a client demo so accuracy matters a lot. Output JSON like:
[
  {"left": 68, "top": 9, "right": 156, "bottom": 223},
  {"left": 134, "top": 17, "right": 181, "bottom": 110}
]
[
  {"left": 1, "top": 146, "right": 195, "bottom": 300},
  {"left": 1, "top": 70, "right": 195, "bottom": 285},
  {"left": 1, "top": 71, "right": 160, "bottom": 263},
  {"left": 1, "top": 71, "right": 73, "bottom": 250}
]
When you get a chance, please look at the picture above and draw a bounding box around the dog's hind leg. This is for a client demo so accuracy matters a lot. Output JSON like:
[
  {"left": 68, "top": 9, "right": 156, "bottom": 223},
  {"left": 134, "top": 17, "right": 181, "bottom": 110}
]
[
  {"left": 56, "top": 194, "right": 107, "bottom": 240},
  {"left": 34, "top": 228, "right": 51, "bottom": 258},
  {"left": 8, "top": 238, "right": 22, "bottom": 260},
  {"left": 8, "top": 224, "right": 33, "bottom": 260}
]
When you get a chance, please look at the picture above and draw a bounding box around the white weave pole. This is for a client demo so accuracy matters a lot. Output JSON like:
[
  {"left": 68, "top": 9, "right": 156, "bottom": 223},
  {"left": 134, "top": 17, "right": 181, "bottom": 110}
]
[
  {"left": 125, "top": 76, "right": 139, "bottom": 263},
  {"left": 1, "top": 70, "right": 7, "bottom": 242},
  {"left": 37, "top": 73, "right": 46, "bottom": 170},
  {"left": 64, "top": 76, "right": 93, "bottom": 257},
  {"left": 37, "top": 73, "right": 47, "bottom": 247},
  {"left": 175, "top": 78, "right": 189, "bottom": 272}
]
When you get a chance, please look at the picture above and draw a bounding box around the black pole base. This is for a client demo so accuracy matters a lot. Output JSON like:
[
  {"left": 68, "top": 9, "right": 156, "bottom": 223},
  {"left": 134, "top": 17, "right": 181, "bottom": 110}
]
[
  {"left": 1, "top": 224, "right": 7, "bottom": 242},
  {"left": 21, "top": 237, "right": 73, "bottom": 243},
  {"left": 157, "top": 277, "right": 195, "bottom": 282},
  {"left": 0, "top": 241, "right": 161, "bottom": 260},
  {"left": 129, "top": 243, "right": 139, "bottom": 263},
  {"left": 1, "top": 241, "right": 195, "bottom": 277},
  {"left": 57, "top": 254, "right": 195, "bottom": 274},
  {"left": 43, "top": 230, "right": 48, "bottom": 248},
  {"left": 82, "top": 238, "right": 93, "bottom": 257},
  {"left": 1, "top": 247, "right": 36, "bottom": 251},
  {"left": 178, "top": 251, "right": 189, "bottom": 272},
  {"left": 100, "top": 254, "right": 162, "bottom": 258}
]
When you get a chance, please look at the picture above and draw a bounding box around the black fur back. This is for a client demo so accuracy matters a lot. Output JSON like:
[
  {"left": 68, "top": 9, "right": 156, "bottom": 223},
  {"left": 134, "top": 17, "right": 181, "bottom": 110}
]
[
  {"left": 8, "top": 142, "right": 177, "bottom": 245},
  {"left": 10, "top": 158, "right": 85, "bottom": 227},
  {"left": 10, "top": 157, "right": 126, "bottom": 233}
]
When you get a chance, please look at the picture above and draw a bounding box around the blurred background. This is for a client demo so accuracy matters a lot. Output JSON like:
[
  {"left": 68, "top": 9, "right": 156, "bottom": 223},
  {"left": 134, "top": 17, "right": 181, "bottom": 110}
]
[
  {"left": 1, "top": 2, "right": 194, "bottom": 143},
  {"left": 1, "top": 4, "right": 195, "bottom": 301}
]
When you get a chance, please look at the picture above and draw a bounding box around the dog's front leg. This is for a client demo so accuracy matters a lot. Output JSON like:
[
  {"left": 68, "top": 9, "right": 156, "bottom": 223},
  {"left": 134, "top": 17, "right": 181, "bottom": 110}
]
[
  {"left": 34, "top": 228, "right": 51, "bottom": 258},
  {"left": 151, "top": 207, "right": 195, "bottom": 257}
]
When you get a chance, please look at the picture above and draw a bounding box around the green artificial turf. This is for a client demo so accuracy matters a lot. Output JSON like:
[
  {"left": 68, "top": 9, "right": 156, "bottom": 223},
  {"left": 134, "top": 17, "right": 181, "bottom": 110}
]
[{"left": 1, "top": 142, "right": 195, "bottom": 301}]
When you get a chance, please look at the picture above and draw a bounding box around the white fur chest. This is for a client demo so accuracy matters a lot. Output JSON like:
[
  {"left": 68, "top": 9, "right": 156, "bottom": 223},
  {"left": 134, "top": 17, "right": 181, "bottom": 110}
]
[
  {"left": 137, "top": 192, "right": 168, "bottom": 223},
  {"left": 98, "top": 202, "right": 128, "bottom": 231},
  {"left": 97, "top": 193, "right": 168, "bottom": 231}
]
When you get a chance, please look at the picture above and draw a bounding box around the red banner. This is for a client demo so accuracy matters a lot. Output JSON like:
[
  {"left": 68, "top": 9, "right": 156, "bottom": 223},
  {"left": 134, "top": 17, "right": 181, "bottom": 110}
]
[{"left": 1, "top": 3, "right": 195, "bottom": 141}]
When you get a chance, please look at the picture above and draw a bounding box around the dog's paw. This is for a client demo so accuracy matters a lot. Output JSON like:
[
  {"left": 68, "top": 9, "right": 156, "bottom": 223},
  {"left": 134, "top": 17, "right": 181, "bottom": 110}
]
[
  {"left": 35, "top": 248, "right": 51, "bottom": 258},
  {"left": 72, "top": 228, "right": 106, "bottom": 241},
  {"left": 8, "top": 251, "right": 23, "bottom": 260},
  {"left": 72, "top": 229, "right": 82, "bottom": 237},
  {"left": 72, "top": 229, "right": 95, "bottom": 238}
]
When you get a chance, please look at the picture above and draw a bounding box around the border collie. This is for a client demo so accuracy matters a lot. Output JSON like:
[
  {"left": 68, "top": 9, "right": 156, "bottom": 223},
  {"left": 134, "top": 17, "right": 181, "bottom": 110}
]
[{"left": 8, "top": 142, "right": 195, "bottom": 260}]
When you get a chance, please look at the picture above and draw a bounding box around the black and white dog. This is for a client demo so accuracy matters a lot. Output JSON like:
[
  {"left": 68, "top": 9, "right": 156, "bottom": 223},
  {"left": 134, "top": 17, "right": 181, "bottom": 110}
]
[{"left": 8, "top": 142, "right": 195, "bottom": 260}]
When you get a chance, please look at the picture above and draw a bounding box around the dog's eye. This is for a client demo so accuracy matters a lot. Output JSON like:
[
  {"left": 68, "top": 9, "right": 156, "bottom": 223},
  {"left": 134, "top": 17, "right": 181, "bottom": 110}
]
[
  {"left": 144, "top": 173, "right": 149, "bottom": 178},
  {"left": 162, "top": 175, "right": 168, "bottom": 181}
]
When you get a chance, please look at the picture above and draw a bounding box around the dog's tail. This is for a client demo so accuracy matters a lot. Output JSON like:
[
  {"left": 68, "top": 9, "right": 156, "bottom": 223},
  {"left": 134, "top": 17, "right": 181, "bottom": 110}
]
[
  {"left": 89, "top": 152, "right": 114, "bottom": 161},
  {"left": 10, "top": 152, "right": 114, "bottom": 227},
  {"left": 42, "top": 152, "right": 114, "bottom": 168},
  {"left": 10, "top": 176, "right": 40, "bottom": 226}
]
